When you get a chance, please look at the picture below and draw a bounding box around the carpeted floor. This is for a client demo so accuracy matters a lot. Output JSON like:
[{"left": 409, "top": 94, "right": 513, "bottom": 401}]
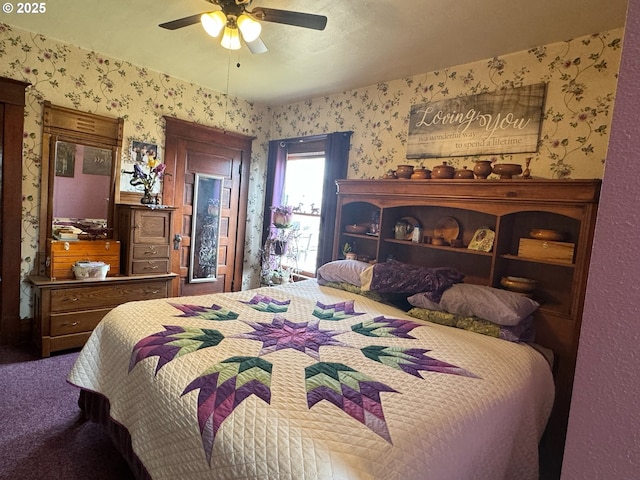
[{"left": 0, "top": 344, "right": 135, "bottom": 480}]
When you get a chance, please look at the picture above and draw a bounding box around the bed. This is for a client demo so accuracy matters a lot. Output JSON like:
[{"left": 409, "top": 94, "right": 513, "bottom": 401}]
[{"left": 68, "top": 262, "right": 554, "bottom": 480}]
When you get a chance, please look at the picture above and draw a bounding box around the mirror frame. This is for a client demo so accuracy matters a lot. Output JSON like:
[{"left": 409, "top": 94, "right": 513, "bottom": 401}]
[{"left": 38, "top": 101, "right": 124, "bottom": 262}]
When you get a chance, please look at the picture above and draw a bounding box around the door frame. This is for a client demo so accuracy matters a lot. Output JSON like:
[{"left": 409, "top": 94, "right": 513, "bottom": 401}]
[
  {"left": 162, "top": 117, "right": 254, "bottom": 297},
  {"left": 0, "top": 77, "right": 29, "bottom": 345}
]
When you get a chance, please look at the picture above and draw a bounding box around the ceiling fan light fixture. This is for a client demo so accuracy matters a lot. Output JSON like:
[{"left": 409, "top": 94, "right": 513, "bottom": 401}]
[
  {"left": 221, "top": 26, "right": 241, "bottom": 50},
  {"left": 237, "top": 14, "right": 262, "bottom": 43},
  {"left": 201, "top": 11, "right": 227, "bottom": 38}
]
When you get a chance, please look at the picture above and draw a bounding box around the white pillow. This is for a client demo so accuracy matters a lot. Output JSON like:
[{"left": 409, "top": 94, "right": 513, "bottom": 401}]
[
  {"left": 438, "top": 283, "right": 540, "bottom": 326},
  {"left": 316, "top": 260, "right": 371, "bottom": 286},
  {"left": 407, "top": 292, "right": 443, "bottom": 311}
]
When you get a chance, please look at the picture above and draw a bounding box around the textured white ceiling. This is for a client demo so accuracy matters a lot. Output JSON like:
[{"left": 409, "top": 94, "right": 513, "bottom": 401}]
[{"left": 4, "top": 0, "right": 629, "bottom": 105}]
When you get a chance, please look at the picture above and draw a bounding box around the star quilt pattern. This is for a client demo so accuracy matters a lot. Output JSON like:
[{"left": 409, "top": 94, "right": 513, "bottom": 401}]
[{"left": 68, "top": 280, "right": 555, "bottom": 480}]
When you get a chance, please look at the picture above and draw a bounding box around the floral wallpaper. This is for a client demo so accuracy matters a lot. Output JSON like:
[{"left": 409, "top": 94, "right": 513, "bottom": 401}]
[
  {"left": 0, "top": 24, "right": 270, "bottom": 318},
  {"left": 270, "top": 30, "right": 623, "bottom": 181},
  {"left": 0, "top": 23, "right": 624, "bottom": 320}
]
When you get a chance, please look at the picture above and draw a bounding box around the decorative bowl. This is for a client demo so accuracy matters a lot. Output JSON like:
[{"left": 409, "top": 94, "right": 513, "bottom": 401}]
[
  {"left": 454, "top": 166, "right": 475, "bottom": 179},
  {"left": 345, "top": 224, "right": 369, "bottom": 234},
  {"left": 431, "top": 161, "right": 455, "bottom": 179},
  {"left": 72, "top": 261, "right": 110, "bottom": 280},
  {"left": 395, "top": 165, "right": 414, "bottom": 179},
  {"left": 492, "top": 163, "right": 523, "bottom": 179},
  {"left": 500, "top": 276, "right": 537, "bottom": 293},
  {"left": 411, "top": 168, "right": 431, "bottom": 179},
  {"left": 529, "top": 229, "right": 565, "bottom": 241}
]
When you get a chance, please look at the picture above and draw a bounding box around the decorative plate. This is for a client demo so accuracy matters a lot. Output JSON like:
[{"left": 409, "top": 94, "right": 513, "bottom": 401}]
[
  {"left": 467, "top": 227, "right": 495, "bottom": 252},
  {"left": 433, "top": 216, "right": 460, "bottom": 244}
]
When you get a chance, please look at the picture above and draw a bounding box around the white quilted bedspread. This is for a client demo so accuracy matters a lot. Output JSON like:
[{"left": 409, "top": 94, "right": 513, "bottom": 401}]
[{"left": 68, "top": 280, "right": 554, "bottom": 480}]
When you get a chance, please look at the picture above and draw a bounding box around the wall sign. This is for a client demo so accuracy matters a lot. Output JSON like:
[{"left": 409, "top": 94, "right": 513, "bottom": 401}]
[{"left": 406, "top": 83, "right": 546, "bottom": 158}]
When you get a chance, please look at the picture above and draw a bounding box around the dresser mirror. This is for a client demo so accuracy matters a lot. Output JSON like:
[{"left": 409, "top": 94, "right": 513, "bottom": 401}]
[{"left": 38, "top": 101, "right": 124, "bottom": 254}]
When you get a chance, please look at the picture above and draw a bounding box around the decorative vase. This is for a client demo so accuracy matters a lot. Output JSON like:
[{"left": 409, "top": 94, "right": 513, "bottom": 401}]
[
  {"left": 273, "top": 212, "right": 292, "bottom": 227},
  {"left": 473, "top": 160, "right": 493, "bottom": 179},
  {"left": 140, "top": 190, "right": 154, "bottom": 205}
]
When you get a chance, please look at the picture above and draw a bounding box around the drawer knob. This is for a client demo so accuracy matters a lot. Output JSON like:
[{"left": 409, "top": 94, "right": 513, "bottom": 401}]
[
  {"left": 69, "top": 297, "right": 79, "bottom": 302},
  {"left": 145, "top": 263, "right": 159, "bottom": 270},
  {"left": 145, "top": 246, "right": 158, "bottom": 255},
  {"left": 147, "top": 289, "right": 161, "bottom": 295},
  {"left": 63, "top": 321, "right": 80, "bottom": 327}
]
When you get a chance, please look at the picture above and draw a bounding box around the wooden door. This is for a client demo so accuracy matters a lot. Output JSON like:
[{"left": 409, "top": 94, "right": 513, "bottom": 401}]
[
  {"left": 0, "top": 78, "right": 28, "bottom": 345},
  {"left": 163, "top": 117, "right": 253, "bottom": 297}
]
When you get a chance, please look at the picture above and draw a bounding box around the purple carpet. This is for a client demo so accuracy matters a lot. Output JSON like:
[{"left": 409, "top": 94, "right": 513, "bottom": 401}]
[{"left": 0, "top": 344, "right": 134, "bottom": 480}]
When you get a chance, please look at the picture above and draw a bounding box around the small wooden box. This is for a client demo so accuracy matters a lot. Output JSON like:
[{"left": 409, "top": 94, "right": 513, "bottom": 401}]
[
  {"left": 46, "top": 239, "right": 120, "bottom": 280},
  {"left": 518, "top": 238, "right": 575, "bottom": 264}
]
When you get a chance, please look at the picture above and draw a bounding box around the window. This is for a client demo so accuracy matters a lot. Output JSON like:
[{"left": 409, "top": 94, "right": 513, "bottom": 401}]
[
  {"left": 282, "top": 152, "right": 325, "bottom": 275},
  {"left": 262, "top": 132, "right": 352, "bottom": 280}
]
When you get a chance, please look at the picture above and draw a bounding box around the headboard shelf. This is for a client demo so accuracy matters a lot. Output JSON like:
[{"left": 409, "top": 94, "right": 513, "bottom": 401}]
[{"left": 333, "top": 178, "right": 601, "bottom": 476}]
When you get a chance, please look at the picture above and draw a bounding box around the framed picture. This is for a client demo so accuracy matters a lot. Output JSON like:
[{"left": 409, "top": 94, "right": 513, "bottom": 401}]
[
  {"left": 130, "top": 140, "right": 158, "bottom": 165},
  {"left": 82, "top": 146, "right": 113, "bottom": 176},
  {"left": 467, "top": 227, "right": 495, "bottom": 252},
  {"left": 189, "top": 173, "right": 224, "bottom": 283},
  {"left": 55, "top": 141, "right": 76, "bottom": 177}
]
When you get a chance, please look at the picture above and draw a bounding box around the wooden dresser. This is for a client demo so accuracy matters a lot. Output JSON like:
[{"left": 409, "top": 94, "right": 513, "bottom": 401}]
[
  {"left": 115, "top": 204, "right": 175, "bottom": 276},
  {"left": 30, "top": 273, "right": 176, "bottom": 357}
]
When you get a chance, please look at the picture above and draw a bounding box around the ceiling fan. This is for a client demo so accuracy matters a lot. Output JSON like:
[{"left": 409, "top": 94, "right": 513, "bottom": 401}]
[{"left": 159, "top": 0, "right": 328, "bottom": 54}]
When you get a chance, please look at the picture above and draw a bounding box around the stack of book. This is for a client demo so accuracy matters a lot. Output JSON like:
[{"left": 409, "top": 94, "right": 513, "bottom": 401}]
[{"left": 53, "top": 227, "right": 79, "bottom": 241}]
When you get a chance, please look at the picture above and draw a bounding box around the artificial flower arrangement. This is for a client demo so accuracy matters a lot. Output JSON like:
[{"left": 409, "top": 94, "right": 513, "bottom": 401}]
[
  {"left": 123, "top": 155, "right": 171, "bottom": 204},
  {"left": 270, "top": 205, "right": 294, "bottom": 228}
]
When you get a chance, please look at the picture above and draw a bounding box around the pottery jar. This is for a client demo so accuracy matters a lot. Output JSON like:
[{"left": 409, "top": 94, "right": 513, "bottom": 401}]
[
  {"left": 395, "top": 165, "right": 414, "bottom": 179},
  {"left": 431, "top": 161, "right": 455, "bottom": 179},
  {"left": 473, "top": 160, "right": 493, "bottom": 179},
  {"left": 454, "top": 166, "right": 474, "bottom": 179},
  {"left": 411, "top": 168, "right": 431, "bottom": 179}
]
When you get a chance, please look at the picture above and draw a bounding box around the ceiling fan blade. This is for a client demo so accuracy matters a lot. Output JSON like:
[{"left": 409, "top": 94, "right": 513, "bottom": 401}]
[
  {"left": 250, "top": 7, "right": 327, "bottom": 31},
  {"left": 159, "top": 13, "right": 208, "bottom": 30}
]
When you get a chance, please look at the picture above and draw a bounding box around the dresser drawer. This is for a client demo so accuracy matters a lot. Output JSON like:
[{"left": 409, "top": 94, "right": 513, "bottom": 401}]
[
  {"left": 131, "top": 259, "right": 170, "bottom": 275},
  {"left": 133, "top": 244, "right": 170, "bottom": 260},
  {"left": 50, "top": 309, "right": 110, "bottom": 336},
  {"left": 50, "top": 281, "right": 169, "bottom": 312}
]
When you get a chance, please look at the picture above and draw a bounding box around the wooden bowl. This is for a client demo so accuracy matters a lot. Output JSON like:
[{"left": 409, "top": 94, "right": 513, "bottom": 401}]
[
  {"left": 529, "top": 229, "right": 565, "bottom": 241},
  {"left": 345, "top": 224, "right": 369, "bottom": 234},
  {"left": 500, "top": 276, "right": 537, "bottom": 293},
  {"left": 492, "top": 163, "right": 523, "bottom": 179}
]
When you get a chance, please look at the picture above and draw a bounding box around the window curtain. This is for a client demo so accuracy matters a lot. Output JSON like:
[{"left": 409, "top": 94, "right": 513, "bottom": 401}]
[
  {"left": 316, "top": 131, "right": 353, "bottom": 270},
  {"left": 262, "top": 140, "right": 288, "bottom": 245},
  {"left": 262, "top": 131, "right": 353, "bottom": 270}
]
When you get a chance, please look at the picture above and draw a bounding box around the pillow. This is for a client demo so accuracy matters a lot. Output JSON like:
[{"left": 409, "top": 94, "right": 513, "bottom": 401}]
[
  {"left": 360, "top": 260, "right": 464, "bottom": 302},
  {"left": 316, "top": 260, "right": 371, "bottom": 287},
  {"left": 407, "top": 292, "right": 443, "bottom": 311},
  {"left": 317, "top": 281, "right": 388, "bottom": 303},
  {"left": 407, "top": 307, "right": 536, "bottom": 343},
  {"left": 438, "top": 283, "right": 540, "bottom": 326}
]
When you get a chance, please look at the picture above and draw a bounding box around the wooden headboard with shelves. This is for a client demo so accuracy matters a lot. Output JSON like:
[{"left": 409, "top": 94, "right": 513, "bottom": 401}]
[{"left": 333, "top": 178, "right": 601, "bottom": 476}]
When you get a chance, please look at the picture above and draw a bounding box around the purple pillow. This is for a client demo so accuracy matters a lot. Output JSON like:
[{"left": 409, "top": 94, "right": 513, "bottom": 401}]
[{"left": 366, "top": 260, "right": 464, "bottom": 302}]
